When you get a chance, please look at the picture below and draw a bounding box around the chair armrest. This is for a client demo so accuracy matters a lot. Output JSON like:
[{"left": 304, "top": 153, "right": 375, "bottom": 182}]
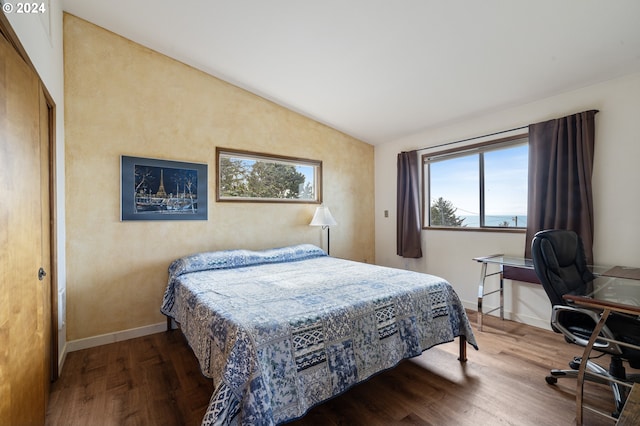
[{"left": 551, "top": 305, "right": 623, "bottom": 355}]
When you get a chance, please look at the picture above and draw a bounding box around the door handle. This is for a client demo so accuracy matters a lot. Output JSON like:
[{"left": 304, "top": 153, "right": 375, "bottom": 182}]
[{"left": 38, "top": 267, "right": 47, "bottom": 281}]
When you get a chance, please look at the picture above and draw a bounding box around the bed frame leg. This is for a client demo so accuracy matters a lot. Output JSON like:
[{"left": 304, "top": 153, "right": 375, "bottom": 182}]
[
  {"left": 458, "top": 335, "right": 467, "bottom": 362},
  {"left": 166, "top": 316, "right": 172, "bottom": 331}
]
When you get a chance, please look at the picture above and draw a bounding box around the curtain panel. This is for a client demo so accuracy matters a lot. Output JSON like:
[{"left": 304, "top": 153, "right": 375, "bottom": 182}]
[
  {"left": 524, "top": 110, "right": 597, "bottom": 263},
  {"left": 397, "top": 150, "right": 423, "bottom": 258}
]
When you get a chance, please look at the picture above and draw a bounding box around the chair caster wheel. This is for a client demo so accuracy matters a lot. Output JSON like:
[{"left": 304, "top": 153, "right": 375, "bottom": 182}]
[
  {"left": 546, "top": 376, "right": 558, "bottom": 385},
  {"left": 569, "top": 359, "right": 581, "bottom": 370}
]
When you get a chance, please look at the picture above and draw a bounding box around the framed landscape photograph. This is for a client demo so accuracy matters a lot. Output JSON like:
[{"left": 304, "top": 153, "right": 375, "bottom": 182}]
[{"left": 121, "top": 156, "right": 208, "bottom": 221}]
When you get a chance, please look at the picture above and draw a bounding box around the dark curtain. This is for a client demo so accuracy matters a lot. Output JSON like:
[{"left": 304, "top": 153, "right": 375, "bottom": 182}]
[
  {"left": 397, "top": 150, "right": 423, "bottom": 258},
  {"left": 524, "top": 110, "right": 597, "bottom": 263}
]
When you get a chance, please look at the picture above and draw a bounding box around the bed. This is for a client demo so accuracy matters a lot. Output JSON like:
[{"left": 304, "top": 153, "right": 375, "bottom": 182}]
[{"left": 160, "top": 244, "right": 477, "bottom": 426}]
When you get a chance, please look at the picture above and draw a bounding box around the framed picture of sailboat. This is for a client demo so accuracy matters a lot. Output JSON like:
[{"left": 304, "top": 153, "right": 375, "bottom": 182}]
[{"left": 121, "top": 156, "right": 208, "bottom": 221}]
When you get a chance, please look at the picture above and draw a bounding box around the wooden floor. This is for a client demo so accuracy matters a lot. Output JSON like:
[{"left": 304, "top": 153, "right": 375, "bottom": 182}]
[{"left": 46, "top": 313, "right": 627, "bottom": 425}]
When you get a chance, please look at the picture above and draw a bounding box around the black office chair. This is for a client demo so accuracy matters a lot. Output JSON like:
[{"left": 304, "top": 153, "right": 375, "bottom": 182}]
[{"left": 531, "top": 229, "right": 640, "bottom": 415}]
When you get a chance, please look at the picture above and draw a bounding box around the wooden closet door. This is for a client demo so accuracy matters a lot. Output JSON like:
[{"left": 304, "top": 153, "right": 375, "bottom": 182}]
[{"left": 0, "top": 30, "right": 50, "bottom": 424}]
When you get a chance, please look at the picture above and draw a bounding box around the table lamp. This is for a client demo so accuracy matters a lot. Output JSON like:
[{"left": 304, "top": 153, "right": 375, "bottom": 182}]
[{"left": 309, "top": 205, "right": 337, "bottom": 255}]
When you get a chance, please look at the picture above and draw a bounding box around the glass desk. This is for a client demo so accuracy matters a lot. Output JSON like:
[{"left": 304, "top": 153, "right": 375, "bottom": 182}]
[
  {"left": 473, "top": 255, "right": 536, "bottom": 330},
  {"left": 474, "top": 254, "right": 640, "bottom": 423},
  {"left": 564, "top": 277, "right": 640, "bottom": 425},
  {"left": 473, "top": 254, "right": 640, "bottom": 331}
]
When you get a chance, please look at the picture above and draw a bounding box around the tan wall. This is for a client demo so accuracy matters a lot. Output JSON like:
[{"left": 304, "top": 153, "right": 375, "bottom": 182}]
[{"left": 64, "top": 14, "right": 374, "bottom": 341}]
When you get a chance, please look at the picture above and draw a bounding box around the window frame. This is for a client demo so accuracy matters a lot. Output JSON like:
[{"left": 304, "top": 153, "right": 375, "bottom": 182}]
[
  {"left": 421, "top": 133, "right": 529, "bottom": 232},
  {"left": 216, "top": 147, "right": 322, "bottom": 203}
]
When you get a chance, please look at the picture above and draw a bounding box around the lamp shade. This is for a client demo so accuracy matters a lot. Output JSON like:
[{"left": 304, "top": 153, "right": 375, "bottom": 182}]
[{"left": 309, "top": 206, "right": 337, "bottom": 227}]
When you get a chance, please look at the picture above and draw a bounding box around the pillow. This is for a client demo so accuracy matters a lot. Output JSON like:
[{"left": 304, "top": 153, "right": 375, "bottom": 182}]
[{"left": 168, "top": 244, "right": 327, "bottom": 280}]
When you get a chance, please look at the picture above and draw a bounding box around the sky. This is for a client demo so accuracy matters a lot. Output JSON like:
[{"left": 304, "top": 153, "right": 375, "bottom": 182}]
[{"left": 428, "top": 144, "right": 528, "bottom": 217}]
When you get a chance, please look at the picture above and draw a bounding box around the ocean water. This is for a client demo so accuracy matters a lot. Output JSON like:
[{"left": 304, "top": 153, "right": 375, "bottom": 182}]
[{"left": 460, "top": 215, "right": 527, "bottom": 228}]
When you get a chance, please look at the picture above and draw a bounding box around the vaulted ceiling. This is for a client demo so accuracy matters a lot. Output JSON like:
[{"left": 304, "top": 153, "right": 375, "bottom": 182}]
[{"left": 62, "top": 0, "right": 640, "bottom": 145}]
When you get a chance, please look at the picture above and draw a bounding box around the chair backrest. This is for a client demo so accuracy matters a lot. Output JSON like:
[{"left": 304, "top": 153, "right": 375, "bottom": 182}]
[{"left": 531, "top": 229, "right": 595, "bottom": 307}]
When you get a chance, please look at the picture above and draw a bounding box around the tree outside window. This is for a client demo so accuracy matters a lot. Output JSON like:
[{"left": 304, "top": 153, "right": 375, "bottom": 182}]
[{"left": 217, "top": 148, "right": 321, "bottom": 203}]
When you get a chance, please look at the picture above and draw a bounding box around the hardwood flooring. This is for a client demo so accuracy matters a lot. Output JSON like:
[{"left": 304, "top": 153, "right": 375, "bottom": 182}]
[{"left": 46, "top": 313, "right": 627, "bottom": 425}]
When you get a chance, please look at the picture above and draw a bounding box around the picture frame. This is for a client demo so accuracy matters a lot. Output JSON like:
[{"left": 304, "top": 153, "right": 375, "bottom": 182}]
[{"left": 121, "top": 156, "right": 208, "bottom": 221}]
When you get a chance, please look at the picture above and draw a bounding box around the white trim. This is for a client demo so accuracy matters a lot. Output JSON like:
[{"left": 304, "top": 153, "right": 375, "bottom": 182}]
[
  {"left": 462, "top": 301, "right": 550, "bottom": 331},
  {"left": 66, "top": 322, "right": 168, "bottom": 353},
  {"left": 58, "top": 341, "right": 68, "bottom": 373}
]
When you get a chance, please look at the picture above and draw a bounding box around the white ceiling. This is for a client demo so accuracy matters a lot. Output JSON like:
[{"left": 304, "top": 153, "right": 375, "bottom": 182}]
[{"left": 61, "top": 0, "right": 640, "bottom": 145}]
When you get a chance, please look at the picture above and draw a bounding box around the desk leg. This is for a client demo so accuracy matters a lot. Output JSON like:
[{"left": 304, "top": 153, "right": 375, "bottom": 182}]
[
  {"left": 477, "top": 263, "right": 488, "bottom": 331},
  {"left": 576, "top": 308, "right": 611, "bottom": 425},
  {"left": 499, "top": 267, "right": 504, "bottom": 321}
]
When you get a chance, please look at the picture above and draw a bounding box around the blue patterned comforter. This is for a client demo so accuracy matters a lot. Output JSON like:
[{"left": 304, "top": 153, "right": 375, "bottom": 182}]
[{"left": 161, "top": 244, "right": 477, "bottom": 425}]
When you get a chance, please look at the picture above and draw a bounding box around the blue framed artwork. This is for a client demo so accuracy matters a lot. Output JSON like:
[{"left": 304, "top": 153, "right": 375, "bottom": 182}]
[{"left": 121, "top": 156, "right": 208, "bottom": 221}]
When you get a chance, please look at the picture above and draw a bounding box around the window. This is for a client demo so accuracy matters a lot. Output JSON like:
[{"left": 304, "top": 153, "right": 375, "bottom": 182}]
[
  {"left": 423, "top": 134, "right": 528, "bottom": 230},
  {"left": 216, "top": 148, "right": 322, "bottom": 203}
]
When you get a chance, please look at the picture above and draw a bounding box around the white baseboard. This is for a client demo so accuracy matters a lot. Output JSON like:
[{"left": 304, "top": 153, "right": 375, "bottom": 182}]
[
  {"left": 61, "top": 302, "right": 550, "bottom": 365},
  {"left": 58, "top": 343, "right": 67, "bottom": 373},
  {"left": 462, "top": 300, "right": 551, "bottom": 331},
  {"left": 66, "top": 322, "right": 168, "bottom": 353},
  {"left": 505, "top": 312, "right": 550, "bottom": 330}
]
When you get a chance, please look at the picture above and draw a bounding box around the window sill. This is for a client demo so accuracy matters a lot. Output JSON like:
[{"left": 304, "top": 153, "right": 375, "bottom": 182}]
[{"left": 423, "top": 226, "right": 526, "bottom": 234}]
